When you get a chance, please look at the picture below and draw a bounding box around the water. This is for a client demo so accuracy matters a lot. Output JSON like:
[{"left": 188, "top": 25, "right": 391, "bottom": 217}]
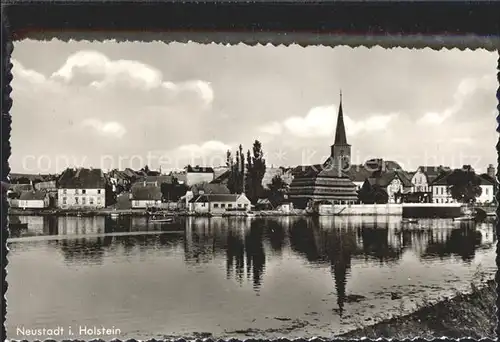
[{"left": 6, "top": 215, "right": 496, "bottom": 340}]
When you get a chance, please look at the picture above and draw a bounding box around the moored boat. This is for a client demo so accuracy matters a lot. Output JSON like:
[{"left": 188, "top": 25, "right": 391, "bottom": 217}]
[{"left": 402, "top": 218, "right": 418, "bottom": 224}]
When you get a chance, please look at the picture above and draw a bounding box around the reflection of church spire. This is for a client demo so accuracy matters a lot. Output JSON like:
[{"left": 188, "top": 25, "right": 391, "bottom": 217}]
[{"left": 332, "top": 262, "right": 348, "bottom": 316}]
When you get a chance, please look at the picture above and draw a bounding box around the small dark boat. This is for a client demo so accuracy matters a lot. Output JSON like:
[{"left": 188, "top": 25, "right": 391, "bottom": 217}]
[
  {"left": 150, "top": 217, "right": 174, "bottom": 223},
  {"left": 402, "top": 218, "right": 418, "bottom": 224}
]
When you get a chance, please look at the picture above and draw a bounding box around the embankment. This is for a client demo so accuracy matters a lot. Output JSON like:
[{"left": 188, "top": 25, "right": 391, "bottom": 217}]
[{"left": 340, "top": 279, "right": 496, "bottom": 339}]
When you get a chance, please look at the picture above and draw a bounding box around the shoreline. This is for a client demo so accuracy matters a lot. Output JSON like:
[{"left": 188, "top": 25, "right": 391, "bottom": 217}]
[{"left": 339, "top": 278, "right": 496, "bottom": 339}]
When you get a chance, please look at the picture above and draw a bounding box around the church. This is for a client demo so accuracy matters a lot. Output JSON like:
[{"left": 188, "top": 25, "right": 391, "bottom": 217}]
[{"left": 288, "top": 92, "right": 359, "bottom": 209}]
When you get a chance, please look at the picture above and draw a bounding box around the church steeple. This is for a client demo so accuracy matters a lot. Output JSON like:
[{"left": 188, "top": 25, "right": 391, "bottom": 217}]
[{"left": 334, "top": 90, "right": 348, "bottom": 145}]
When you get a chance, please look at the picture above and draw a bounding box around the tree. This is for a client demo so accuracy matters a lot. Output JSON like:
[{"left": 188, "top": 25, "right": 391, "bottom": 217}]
[
  {"left": 357, "top": 181, "right": 388, "bottom": 204},
  {"left": 247, "top": 140, "right": 266, "bottom": 203},
  {"left": 447, "top": 166, "right": 482, "bottom": 204},
  {"left": 266, "top": 175, "right": 288, "bottom": 205}
]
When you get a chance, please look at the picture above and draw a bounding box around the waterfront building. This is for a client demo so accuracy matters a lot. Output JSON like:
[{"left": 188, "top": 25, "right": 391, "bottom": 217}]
[
  {"left": 185, "top": 165, "right": 215, "bottom": 186},
  {"left": 478, "top": 174, "right": 496, "bottom": 204},
  {"left": 57, "top": 167, "right": 106, "bottom": 209},
  {"left": 363, "top": 170, "right": 413, "bottom": 204},
  {"left": 188, "top": 193, "right": 251, "bottom": 214},
  {"left": 288, "top": 92, "right": 358, "bottom": 208},
  {"left": 14, "top": 190, "right": 50, "bottom": 209},
  {"left": 130, "top": 183, "right": 163, "bottom": 209}
]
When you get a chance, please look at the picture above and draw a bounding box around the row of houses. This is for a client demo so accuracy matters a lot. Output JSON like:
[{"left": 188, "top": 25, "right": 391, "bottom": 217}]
[{"left": 7, "top": 160, "right": 497, "bottom": 211}]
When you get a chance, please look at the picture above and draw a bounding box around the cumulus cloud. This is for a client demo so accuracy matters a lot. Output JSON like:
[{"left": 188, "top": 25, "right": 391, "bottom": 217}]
[
  {"left": 282, "top": 105, "right": 398, "bottom": 138},
  {"left": 12, "top": 60, "right": 46, "bottom": 84},
  {"left": 82, "top": 118, "right": 127, "bottom": 139},
  {"left": 417, "top": 74, "right": 495, "bottom": 125},
  {"left": 259, "top": 121, "right": 283, "bottom": 135}
]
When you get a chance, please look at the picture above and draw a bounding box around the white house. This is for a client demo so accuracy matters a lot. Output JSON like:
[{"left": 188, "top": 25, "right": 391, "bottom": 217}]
[
  {"left": 130, "top": 183, "right": 162, "bottom": 209},
  {"left": 57, "top": 168, "right": 106, "bottom": 209},
  {"left": 188, "top": 193, "right": 251, "bottom": 214},
  {"left": 477, "top": 174, "right": 495, "bottom": 204},
  {"left": 17, "top": 190, "right": 50, "bottom": 209}
]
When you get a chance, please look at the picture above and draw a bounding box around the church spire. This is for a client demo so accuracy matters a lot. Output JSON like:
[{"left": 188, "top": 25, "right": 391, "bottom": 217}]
[{"left": 334, "top": 90, "right": 348, "bottom": 145}]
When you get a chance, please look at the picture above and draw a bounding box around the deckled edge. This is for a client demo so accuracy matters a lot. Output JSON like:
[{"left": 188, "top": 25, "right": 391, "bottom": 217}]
[
  {"left": 7, "top": 31, "right": 500, "bottom": 51},
  {"left": 2, "top": 3, "right": 13, "bottom": 342},
  {"left": 2, "top": 6, "right": 500, "bottom": 342}
]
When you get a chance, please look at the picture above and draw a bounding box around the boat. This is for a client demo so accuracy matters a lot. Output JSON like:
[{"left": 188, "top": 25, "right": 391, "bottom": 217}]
[
  {"left": 245, "top": 211, "right": 256, "bottom": 218},
  {"left": 402, "top": 218, "right": 418, "bottom": 224},
  {"left": 453, "top": 215, "right": 475, "bottom": 222},
  {"left": 149, "top": 217, "right": 174, "bottom": 223}
]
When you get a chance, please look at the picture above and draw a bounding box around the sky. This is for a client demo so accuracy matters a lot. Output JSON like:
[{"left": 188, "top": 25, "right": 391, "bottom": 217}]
[{"left": 9, "top": 39, "right": 498, "bottom": 174}]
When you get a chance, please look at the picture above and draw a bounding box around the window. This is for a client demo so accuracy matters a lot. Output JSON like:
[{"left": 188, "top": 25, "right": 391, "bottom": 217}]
[
  {"left": 82, "top": 197, "right": 86, "bottom": 205},
  {"left": 486, "top": 188, "right": 489, "bottom": 195},
  {"left": 82, "top": 189, "right": 86, "bottom": 194},
  {"left": 441, "top": 187, "right": 444, "bottom": 195},
  {"left": 221, "top": 203, "right": 226, "bottom": 208},
  {"left": 97, "top": 190, "right": 101, "bottom": 194},
  {"left": 89, "top": 197, "right": 94, "bottom": 205},
  {"left": 213, "top": 203, "right": 219, "bottom": 208},
  {"left": 63, "top": 197, "right": 67, "bottom": 204},
  {"left": 238, "top": 204, "right": 242, "bottom": 208},
  {"left": 75, "top": 197, "right": 79, "bottom": 204},
  {"left": 228, "top": 204, "right": 233, "bottom": 208},
  {"left": 75, "top": 189, "right": 79, "bottom": 195},
  {"left": 63, "top": 189, "right": 67, "bottom": 195},
  {"left": 244, "top": 204, "right": 248, "bottom": 208}
]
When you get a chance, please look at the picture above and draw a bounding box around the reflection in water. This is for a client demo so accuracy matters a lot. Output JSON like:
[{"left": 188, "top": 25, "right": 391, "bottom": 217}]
[{"left": 7, "top": 214, "right": 495, "bottom": 335}]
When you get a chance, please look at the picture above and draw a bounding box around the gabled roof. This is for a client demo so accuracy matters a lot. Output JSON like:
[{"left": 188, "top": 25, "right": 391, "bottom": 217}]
[
  {"left": 189, "top": 193, "right": 245, "bottom": 203},
  {"left": 291, "top": 164, "right": 350, "bottom": 179},
  {"left": 210, "top": 170, "right": 231, "bottom": 184},
  {"left": 58, "top": 168, "right": 106, "bottom": 189},
  {"left": 141, "top": 175, "right": 175, "bottom": 184},
  {"left": 131, "top": 185, "right": 162, "bottom": 201},
  {"left": 191, "top": 182, "right": 230, "bottom": 195},
  {"left": 416, "top": 166, "right": 452, "bottom": 183},
  {"left": 479, "top": 173, "right": 496, "bottom": 185},
  {"left": 19, "top": 190, "right": 47, "bottom": 201},
  {"left": 186, "top": 165, "right": 214, "bottom": 173},
  {"left": 366, "top": 170, "right": 412, "bottom": 187}
]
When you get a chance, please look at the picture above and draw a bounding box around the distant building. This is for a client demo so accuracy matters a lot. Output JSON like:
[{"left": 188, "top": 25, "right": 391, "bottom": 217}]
[
  {"left": 364, "top": 170, "right": 413, "bottom": 204},
  {"left": 478, "top": 174, "right": 495, "bottom": 204},
  {"left": 188, "top": 193, "right": 251, "bottom": 214},
  {"left": 430, "top": 173, "right": 455, "bottom": 204},
  {"left": 57, "top": 167, "right": 106, "bottom": 209},
  {"left": 34, "top": 180, "right": 57, "bottom": 192},
  {"left": 288, "top": 92, "right": 358, "bottom": 208},
  {"left": 185, "top": 165, "right": 215, "bottom": 186},
  {"left": 16, "top": 190, "right": 50, "bottom": 209},
  {"left": 130, "top": 183, "right": 162, "bottom": 209}
]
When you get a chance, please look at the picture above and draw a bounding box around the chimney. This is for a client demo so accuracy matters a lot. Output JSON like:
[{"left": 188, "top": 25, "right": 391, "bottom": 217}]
[{"left": 487, "top": 164, "right": 495, "bottom": 179}]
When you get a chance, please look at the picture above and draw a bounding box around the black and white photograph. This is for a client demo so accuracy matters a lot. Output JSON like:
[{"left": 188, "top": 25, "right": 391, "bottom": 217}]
[{"left": 5, "top": 39, "right": 498, "bottom": 340}]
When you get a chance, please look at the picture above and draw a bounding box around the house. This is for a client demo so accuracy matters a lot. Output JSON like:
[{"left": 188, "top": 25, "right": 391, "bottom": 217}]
[
  {"left": 185, "top": 165, "right": 215, "bottom": 186},
  {"left": 408, "top": 166, "right": 451, "bottom": 203},
  {"left": 57, "top": 167, "right": 106, "bottom": 209},
  {"left": 130, "top": 183, "right": 162, "bottom": 209},
  {"left": 17, "top": 190, "right": 50, "bottom": 209},
  {"left": 477, "top": 174, "right": 496, "bottom": 204},
  {"left": 364, "top": 170, "right": 413, "bottom": 204},
  {"left": 190, "top": 182, "right": 230, "bottom": 195},
  {"left": 429, "top": 169, "right": 495, "bottom": 204},
  {"left": 430, "top": 173, "right": 455, "bottom": 204},
  {"left": 188, "top": 193, "right": 251, "bottom": 214}
]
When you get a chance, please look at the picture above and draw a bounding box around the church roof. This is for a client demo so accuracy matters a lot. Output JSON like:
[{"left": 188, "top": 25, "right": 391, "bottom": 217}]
[
  {"left": 334, "top": 92, "right": 348, "bottom": 145},
  {"left": 291, "top": 164, "right": 350, "bottom": 179}
]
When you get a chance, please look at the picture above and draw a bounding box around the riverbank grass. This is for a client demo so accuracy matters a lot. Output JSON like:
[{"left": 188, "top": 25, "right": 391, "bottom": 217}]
[{"left": 341, "top": 276, "right": 496, "bottom": 339}]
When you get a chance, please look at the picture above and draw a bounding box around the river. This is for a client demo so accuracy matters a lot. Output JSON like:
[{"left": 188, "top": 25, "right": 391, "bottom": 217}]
[{"left": 6, "top": 215, "right": 496, "bottom": 340}]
